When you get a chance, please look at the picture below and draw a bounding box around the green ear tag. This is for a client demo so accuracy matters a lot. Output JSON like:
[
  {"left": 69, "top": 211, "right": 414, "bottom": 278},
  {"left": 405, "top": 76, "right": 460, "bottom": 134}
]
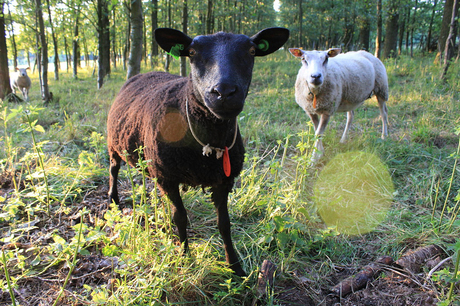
[
  {"left": 257, "top": 39, "right": 269, "bottom": 52},
  {"left": 168, "top": 44, "right": 184, "bottom": 60}
]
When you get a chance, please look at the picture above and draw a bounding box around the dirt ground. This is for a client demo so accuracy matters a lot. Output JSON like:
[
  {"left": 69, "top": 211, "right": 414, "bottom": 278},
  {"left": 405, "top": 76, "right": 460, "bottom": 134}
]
[{"left": 0, "top": 179, "right": 452, "bottom": 306}]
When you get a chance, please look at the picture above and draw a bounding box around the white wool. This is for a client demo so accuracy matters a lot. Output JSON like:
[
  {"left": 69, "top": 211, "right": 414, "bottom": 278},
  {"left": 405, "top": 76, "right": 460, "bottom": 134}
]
[
  {"left": 11, "top": 68, "right": 32, "bottom": 101},
  {"left": 290, "top": 48, "right": 389, "bottom": 162}
]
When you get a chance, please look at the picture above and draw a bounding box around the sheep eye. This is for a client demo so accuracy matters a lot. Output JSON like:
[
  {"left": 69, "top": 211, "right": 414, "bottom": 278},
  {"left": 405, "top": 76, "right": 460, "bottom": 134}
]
[
  {"left": 302, "top": 57, "right": 308, "bottom": 65},
  {"left": 249, "top": 46, "right": 256, "bottom": 56},
  {"left": 189, "top": 48, "right": 196, "bottom": 57}
]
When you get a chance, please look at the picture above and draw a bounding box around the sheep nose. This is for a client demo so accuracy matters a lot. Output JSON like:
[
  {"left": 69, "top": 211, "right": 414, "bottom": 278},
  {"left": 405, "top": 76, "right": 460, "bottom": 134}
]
[
  {"left": 311, "top": 73, "right": 322, "bottom": 80},
  {"left": 212, "top": 83, "right": 237, "bottom": 100}
]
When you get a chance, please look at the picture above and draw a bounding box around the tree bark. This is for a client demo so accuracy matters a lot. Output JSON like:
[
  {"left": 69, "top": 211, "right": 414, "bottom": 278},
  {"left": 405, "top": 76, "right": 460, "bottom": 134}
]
[
  {"left": 436, "top": 0, "right": 456, "bottom": 63},
  {"left": 180, "top": 0, "right": 188, "bottom": 77},
  {"left": 382, "top": 1, "right": 399, "bottom": 59},
  {"left": 36, "top": 0, "right": 51, "bottom": 102},
  {"left": 46, "top": 0, "right": 59, "bottom": 80},
  {"left": 375, "top": 0, "right": 382, "bottom": 58},
  {"left": 206, "top": 0, "right": 213, "bottom": 34},
  {"left": 441, "top": 0, "right": 459, "bottom": 79},
  {"left": 127, "top": 0, "right": 143, "bottom": 79},
  {"left": 410, "top": 0, "right": 418, "bottom": 57},
  {"left": 426, "top": 0, "right": 439, "bottom": 52},
  {"left": 0, "top": 1, "right": 12, "bottom": 100},
  {"left": 97, "top": 0, "right": 111, "bottom": 88},
  {"left": 7, "top": 4, "right": 17, "bottom": 70},
  {"left": 73, "top": 7, "right": 80, "bottom": 79},
  {"left": 150, "top": 0, "right": 158, "bottom": 68}
]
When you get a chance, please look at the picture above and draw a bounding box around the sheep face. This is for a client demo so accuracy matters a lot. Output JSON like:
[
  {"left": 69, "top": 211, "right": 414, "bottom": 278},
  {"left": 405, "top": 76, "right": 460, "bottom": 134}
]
[
  {"left": 156, "top": 28, "right": 290, "bottom": 120},
  {"left": 17, "top": 68, "right": 29, "bottom": 77},
  {"left": 289, "top": 48, "right": 341, "bottom": 94}
]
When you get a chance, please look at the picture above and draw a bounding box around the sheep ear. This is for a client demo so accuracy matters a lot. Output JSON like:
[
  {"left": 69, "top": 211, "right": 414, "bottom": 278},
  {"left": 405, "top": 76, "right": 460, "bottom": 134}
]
[
  {"left": 26, "top": 67, "right": 30, "bottom": 70},
  {"left": 327, "top": 48, "right": 341, "bottom": 58},
  {"left": 16, "top": 67, "right": 20, "bottom": 71},
  {"left": 289, "top": 48, "right": 303, "bottom": 58},
  {"left": 251, "top": 27, "right": 290, "bottom": 56},
  {"left": 155, "top": 28, "right": 193, "bottom": 57}
]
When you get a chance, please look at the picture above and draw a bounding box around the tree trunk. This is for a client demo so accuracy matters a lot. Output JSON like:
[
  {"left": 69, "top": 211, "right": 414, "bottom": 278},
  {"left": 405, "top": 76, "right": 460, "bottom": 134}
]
[
  {"left": 298, "top": 0, "right": 303, "bottom": 47},
  {"left": 375, "top": 0, "right": 382, "bottom": 58},
  {"left": 64, "top": 36, "right": 70, "bottom": 72},
  {"left": 150, "top": 0, "right": 158, "bottom": 68},
  {"left": 97, "top": 0, "right": 111, "bottom": 88},
  {"left": 36, "top": 0, "right": 51, "bottom": 102},
  {"left": 112, "top": 7, "right": 117, "bottom": 69},
  {"left": 0, "top": 1, "right": 12, "bottom": 100},
  {"left": 180, "top": 0, "right": 188, "bottom": 77},
  {"left": 410, "top": 0, "right": 418, "bottom": 57},
  {"left": 436, "top": 0, "right": 455, "bottom": 63},
  {"left": 441, "top": 0, "right": 459, "bottom": 79},
  {"left": 73, "top": 7, "right": 80, "bottom": 79},
  {"left": 46, "top": 0, "right": 59, "bottom": 80},
  {"left": 127, "top": 0, "right": 143, "bottom": 79},
  {"left": 426, "top": 0, "right": 439, "bottom": 52},
  {"left": 206, "top": 0, "right": 213, "bottom": 34},
  {"left": 358, "top": 17, "right": 370, "bottom": 51},
  {"left": 7, "top": 4, "right": 17, "bottom": 70},
  {"left": 382, "top": 1, "right": 399, "bottom": 59},
  {"left": 123, "top": 3, "right": 130, "bottom": 71}
]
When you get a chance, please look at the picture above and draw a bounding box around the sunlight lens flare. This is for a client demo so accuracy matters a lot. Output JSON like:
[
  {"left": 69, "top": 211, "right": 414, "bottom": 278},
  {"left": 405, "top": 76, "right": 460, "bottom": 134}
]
[{"left": 314, "top": 151, "right": 394, "bottom": 235}]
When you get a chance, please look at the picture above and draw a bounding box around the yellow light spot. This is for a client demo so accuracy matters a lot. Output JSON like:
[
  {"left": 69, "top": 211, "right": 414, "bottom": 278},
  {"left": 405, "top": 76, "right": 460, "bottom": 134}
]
[{"left": 314, "top": 151, "right": 394, "bottom": 235}]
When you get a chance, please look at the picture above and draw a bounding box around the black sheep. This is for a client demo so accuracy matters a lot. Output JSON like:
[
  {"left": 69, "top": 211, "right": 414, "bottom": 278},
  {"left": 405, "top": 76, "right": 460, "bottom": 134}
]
[{"left": 107, "top": 27, "right": 290, "bottom": 276}]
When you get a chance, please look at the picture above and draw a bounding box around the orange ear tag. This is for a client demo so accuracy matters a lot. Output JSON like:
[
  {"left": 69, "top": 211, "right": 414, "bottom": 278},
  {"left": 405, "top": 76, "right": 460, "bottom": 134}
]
[
  {"left": 313, "top": 95, "right": 317, "bottom": 108},
  {"left": 223, "top": 146, "right": 231, "bottom": 177}
]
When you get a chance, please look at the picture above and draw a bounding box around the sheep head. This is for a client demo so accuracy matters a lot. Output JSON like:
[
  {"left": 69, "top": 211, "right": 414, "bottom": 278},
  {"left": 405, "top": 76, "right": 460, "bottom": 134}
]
[
  {"left": 155, "top": 28, "right": 290, "bottom": 120},
  {"left": 289, "top": 48, "right": 341, "bottom": 94},
  {"left": 16, "top": 67, "right": 30, "bottom": 77}
]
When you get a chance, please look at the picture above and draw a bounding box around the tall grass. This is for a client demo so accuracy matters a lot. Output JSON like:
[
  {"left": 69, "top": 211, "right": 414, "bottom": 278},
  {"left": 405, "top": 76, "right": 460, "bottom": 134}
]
[{"left": 0, "top": 53, "right": 459, "bottom": 304}]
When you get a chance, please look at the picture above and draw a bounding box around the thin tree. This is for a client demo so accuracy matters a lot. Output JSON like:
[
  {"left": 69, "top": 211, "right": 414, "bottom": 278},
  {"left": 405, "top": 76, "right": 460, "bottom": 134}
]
[
  {"left": 0, "top": 0, "right": 12, "bottom": 100},
  {"left": 426, "top": 0, "right": 439, "bottom": 52},
  {"left": 126, "top": 0, "right": 143, "bottom": 79},
  {"left": 46, "top": 0, "right": 59, "bottom": 80},
  {"left": 375, "top": 0, "right": 382, "bottom": 58},
  {"left": 382, "top": 0, "right": 400, "bottom": 59},
  {"left": 97, "top": 0, "right": 111, "bottom": 88},
  {"left": 180, "top": 0, "right": 188, "bottom": 77},
  {"left": 441, "top": 0, "right": 459, "bottom": 79},
  {"left": 150, "top": 0, "right": 158, "bottom": 68},
  {"left": 7, "top": 3, "right": 17, "bottom": 70},
  {"left": 73, "top": 5, "right": 80, "bottom": 78},
  {"left": 436, "top": 0, "right": 456, "bottom": 63},
  {"left": 36, "top": 0, "right": 51, "bottom": 102}
]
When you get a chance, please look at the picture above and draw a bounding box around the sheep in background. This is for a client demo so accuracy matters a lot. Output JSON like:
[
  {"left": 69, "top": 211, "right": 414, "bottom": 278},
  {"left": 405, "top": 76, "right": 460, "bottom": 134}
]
[
  {"left": 11, "top": 67, "right": 31, "bottom": 101},
  {"left": 107, "top": 27, "right": 290, "bottom": 276},
  {"left": 289, "top": 48, "right": 389, "bottom": 162}
]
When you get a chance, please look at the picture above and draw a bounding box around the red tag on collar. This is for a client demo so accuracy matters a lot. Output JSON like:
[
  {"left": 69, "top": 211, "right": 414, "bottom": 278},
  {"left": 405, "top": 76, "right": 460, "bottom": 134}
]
[{"left": 223, "top": 146, "right": 231, "bottom": 177}]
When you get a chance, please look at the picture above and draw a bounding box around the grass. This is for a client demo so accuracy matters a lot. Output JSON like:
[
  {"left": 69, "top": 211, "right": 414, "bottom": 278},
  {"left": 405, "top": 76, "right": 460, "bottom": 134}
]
[{"left": 0, "top": 51, "right": 459, "bottom": 305}]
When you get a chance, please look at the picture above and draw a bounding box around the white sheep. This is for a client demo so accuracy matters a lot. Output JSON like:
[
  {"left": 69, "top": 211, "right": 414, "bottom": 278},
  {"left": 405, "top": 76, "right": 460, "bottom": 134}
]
[
  {"left": 11, "top": 67, "right": 31, "bottom": 101},
  {"left": 289, "top": 48, "right": 389, "bottom": 162}
]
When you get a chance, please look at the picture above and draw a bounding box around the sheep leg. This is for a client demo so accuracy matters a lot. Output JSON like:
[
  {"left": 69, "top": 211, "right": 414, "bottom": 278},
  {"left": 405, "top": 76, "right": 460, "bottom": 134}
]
[
  {"left": 211, "top": 184, "right": 246, "bottom": 276},
  {"left": 308, "top": 113, "right": 320, "bottom": 131},
  {"left": 108, "top": 152, "right": 122, "bottom": 205},
  {"left": 311, "top": 114, "right": 330, "bottom": 162},
  {"left": 160, "top": 182, "right": 190, "bottom": 252},
  {"left": 377, "top": 96, "right": 388, "bottom": 139},
  {"left": 340, "top": 110, "right": 354, "bottom": 143}
]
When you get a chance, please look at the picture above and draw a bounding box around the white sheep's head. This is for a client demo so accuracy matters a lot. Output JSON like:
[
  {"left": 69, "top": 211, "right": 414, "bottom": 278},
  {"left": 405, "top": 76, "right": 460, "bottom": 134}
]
[
  {"left": 16, "top": 67, "right": 30, "bottom": 77},
  {"left": 289, "top": 48, "right": 341, "bottom": 92}
]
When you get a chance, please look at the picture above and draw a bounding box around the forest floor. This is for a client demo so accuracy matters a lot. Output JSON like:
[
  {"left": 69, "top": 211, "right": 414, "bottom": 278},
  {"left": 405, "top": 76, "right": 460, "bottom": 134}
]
[{"left": 0, "top": 178, "right": 450, "bottom": 306}]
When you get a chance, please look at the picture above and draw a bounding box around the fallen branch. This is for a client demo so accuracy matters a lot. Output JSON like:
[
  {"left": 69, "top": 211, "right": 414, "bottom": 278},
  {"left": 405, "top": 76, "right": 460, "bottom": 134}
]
[
  {"left": 330, "top": 256, "right": 394, "bottom": 297},
  {"left": 395, "top": 244, "right": 444, "bottom": 273}
]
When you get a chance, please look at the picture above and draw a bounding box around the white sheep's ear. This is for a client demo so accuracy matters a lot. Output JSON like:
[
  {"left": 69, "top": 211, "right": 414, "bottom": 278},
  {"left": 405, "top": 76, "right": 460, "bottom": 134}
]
[
  {"left": 289, "top": 48, "right": 304, "bottom": 58},
  {"left": 327, "top": 48, "right": 341, "bottom": 58}
]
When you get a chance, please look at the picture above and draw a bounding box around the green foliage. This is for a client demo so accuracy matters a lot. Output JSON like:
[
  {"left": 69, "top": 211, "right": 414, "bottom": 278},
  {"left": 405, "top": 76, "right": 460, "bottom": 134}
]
[{"left": 0, "top": 51, "right": 459, "bottom": 304}]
